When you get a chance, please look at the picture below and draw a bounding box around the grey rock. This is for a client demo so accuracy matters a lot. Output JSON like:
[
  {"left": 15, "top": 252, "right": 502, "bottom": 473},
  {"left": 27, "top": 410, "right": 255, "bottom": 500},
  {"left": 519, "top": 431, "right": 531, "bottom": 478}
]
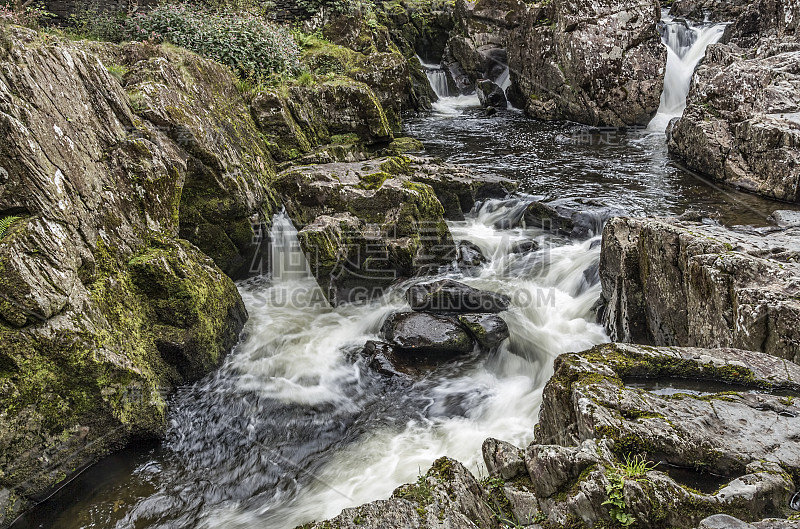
[
  {"left": 507, "top": 0, "right": 666, "bottom": 126},
  {"left": 406, "top": 279, "right": 511, "bottom": 313},
  {"left": 522, "top": 198, "right": 626, "bottom": 239},
  {"left": 699, "top": 514, "right": 756, "bottom": 529},
  {"left": 457, "top": 314, "right": 510, "bottom": 349},
  {"left": 381, "top": 312, "right": 475, "bottom": 356},
  {"left": 600, "top": 216, "right": 800, "bottom": 363},
  {"left": 670, "top": 0, "right": 750, "bottom": 22},
  {"left": 771, "top": 210, "right": 800, "bottom": 227},
  {"left": 482, "top": 438, "right": 526, "bottom": 480},
  {"left": 452, "top": 240, "right": 488, "bottom": 274},
  {"left": 476, "top": 79, "right": 508, "bottom": 109},
  {"left": 668, "top": 44, "right": 800, "bottom": 203}
]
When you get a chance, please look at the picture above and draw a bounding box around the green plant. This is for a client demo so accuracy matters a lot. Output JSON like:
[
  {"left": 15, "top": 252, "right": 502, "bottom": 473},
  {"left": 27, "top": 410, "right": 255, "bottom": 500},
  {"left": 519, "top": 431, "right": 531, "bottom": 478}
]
[
  {"left": 127, "top": 3, "right": 301, "bottom": 82},
  {"left": 0, "top": 0, "right": 53, "bottom": 28},
  {"left": 296, "top": 70, "right": 314, "bottom": 86},
  {"left": 67, "top": 7, "right": 128, "bottom": 42},
  {"left": 603, "top": 471, "right": 635, "bottom": 527},
  {"left": 106, "top": 63, "right": 128, "bottom": 82},
  {"left": 0, "top": 215, "right": 21, "bottom": 239},
  {"left": 620, "top": 453, "right": 658, "bottom": 479}
]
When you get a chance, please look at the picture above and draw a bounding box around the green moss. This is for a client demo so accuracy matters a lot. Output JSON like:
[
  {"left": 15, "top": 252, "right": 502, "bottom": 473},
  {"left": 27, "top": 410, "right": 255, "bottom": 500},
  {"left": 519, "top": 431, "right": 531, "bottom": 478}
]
[{"left": 356, "top": 171, "right": 391, "bottom": 190}]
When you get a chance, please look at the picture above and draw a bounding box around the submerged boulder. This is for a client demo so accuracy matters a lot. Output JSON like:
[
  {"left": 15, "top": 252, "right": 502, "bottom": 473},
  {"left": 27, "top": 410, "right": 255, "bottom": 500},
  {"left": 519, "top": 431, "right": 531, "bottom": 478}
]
[
  {"left": 507, "top": 0, "right": 666, "bottom": 126},
  {"left": 600, "top": 217, "right": 800, "bottom": 363},
  {"left": 406, "top": 279, "right": 511, "bottom": 313}
]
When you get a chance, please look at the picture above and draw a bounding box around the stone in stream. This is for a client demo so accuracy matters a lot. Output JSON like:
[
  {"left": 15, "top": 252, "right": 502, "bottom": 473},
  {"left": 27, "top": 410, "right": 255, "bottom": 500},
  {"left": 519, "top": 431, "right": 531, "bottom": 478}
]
[
  {"left": 476, "top": 79, "right": 508, "bottom": 109},
  {"left": 406, "top": 279, "right": 511, "bottom": 314},
  {"left": 381, "top": 311, "right": 475, "bottom": 356},
  {"left": 451, "top": 240, "right": 488, "bottom": 275},
  {"left": 510, "top": 239, "right": 539, "bottom": 254},
  {"left": 456, "top": 314, "right": 510, "bottom": 350},
  {"left": 519, "top": 197, "right": 626, "bottom": 239},
  {"left": 771, "top": 210, "right": 800, "bottom": 228},
  {"left": 306, "top": 343, "right": 800, "bottom": 529},
  {"left": 600, "top": 216, "right": 800, "bottom": 363}
]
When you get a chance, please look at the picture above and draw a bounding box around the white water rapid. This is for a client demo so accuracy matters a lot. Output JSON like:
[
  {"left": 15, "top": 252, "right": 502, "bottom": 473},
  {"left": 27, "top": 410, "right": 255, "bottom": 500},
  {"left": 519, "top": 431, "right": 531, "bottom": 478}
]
[
  {"left": 195, "top": 205, "right": 608, "bottom": 529},
  {"left": 647, "top": 13, "right": 727, "bottom": 132}
]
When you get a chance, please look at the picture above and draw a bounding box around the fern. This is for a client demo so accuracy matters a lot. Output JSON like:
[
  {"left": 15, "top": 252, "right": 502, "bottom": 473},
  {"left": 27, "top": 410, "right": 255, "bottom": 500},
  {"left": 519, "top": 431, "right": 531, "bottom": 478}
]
[{"left": 0, "top": 215, "right": 21, "bottom": 239}]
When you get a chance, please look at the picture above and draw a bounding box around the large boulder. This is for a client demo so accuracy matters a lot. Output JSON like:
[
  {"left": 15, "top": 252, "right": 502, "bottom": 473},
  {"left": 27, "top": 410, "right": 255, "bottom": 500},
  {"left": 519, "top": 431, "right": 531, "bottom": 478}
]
[
  {"left": 599, "top": 217, "right": 800, "bottom": 363},
  {"left": 476, "top": 79, "right": 508, "bottom": 109},
  {"left": 381, "top": 311, "right": 476, "bottom": 356},
  {"left": 667, "top": 43, "right": 800, "bottom": 203},
  {"left": 277, "top": 157, "right": 512, "bottom": 304},
  {"left": 520, "top": 198, "right": 626, "bottom": 239},
  {"left": 406, "top": 279, "right": 511, "bottom": 313},
  {"left": 507, "top": 0, "right": 666, "bottom": 126},
  {"left": 0, "top": 26, "right": 252, "bottom": 522}
]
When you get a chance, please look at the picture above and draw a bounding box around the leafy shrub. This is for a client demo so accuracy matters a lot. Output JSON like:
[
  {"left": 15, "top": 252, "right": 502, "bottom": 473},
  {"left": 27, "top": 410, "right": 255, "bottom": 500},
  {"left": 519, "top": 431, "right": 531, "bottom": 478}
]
[
  {"left": 0, "top": 0, "right": 53, "bottom": 28},
  {"left": 67, "top": 7, "right": 128, "bottom": 42},
  {"left": 128, "top": 4, "right": 301, "bottom": 81}
]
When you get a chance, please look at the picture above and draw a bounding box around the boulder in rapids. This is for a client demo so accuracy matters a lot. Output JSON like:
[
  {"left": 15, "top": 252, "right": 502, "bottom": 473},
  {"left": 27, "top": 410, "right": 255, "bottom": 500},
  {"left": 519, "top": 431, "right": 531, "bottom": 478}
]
[
  {"left": 380, "top": 311, "right": 475, "bottom": 356},
  {"left": 406, "top": 279, "right": 511, "bottom": 313}
]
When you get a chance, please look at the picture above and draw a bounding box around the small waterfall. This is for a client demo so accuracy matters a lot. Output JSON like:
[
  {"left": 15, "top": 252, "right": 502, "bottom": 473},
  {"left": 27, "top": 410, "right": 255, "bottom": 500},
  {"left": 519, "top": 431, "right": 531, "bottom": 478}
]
[
  {"left": 496, "top": 66, "right": 511, "bottom": 92},
  {"left": 647, "top": 13, "right": 726, "bottom": 132},
  {"left": 270, "top": 209, "right": 312, "bottom": 281},
  {"left": 418, "top": 56, "right": 451, "bottom": 98}
]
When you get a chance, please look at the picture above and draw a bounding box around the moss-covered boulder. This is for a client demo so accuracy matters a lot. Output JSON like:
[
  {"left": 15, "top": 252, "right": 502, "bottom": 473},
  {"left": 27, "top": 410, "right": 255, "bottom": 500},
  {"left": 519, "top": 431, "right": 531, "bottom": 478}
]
[{"left": 0, "top": 25, "right": 253, "bottom": 524}]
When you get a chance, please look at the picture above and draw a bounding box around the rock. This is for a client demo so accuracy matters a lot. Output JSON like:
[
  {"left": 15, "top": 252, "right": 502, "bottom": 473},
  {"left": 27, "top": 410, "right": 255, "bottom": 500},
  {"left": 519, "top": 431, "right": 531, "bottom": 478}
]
[
  {"left": 600, "top": 217, "right": 800, "bottom": 363},
  {"left": 456, "top": 314, "right": 510, "bottom": 349},
  {"left": 532, "top": 343, "right": 800, "bottom": 528},
  {"left": 521, "top": 198, "right": 625, "bottom": 239},
  {"left": 668, "top": 43, "right": 800, "bottom": 203},
  {"left": 381, "top": 311, "right": 475, "bottom": 356},
  {"left": 770, "top": 210, "right": 800, "bottom": 228},
  {"left": 451, "top": 240, "right": 488, "bottom": 274},
  {"left": 507, "top": 0, "right": 666, "bottom": 126},
  {"left": 361, "top": 340, "right": 415, "bottom": 379},
  {"left": 301, "top": 457, "right": 496, "bottom": 529},
  {"left": 0, "top": 27, "right": 250, "bottom": 518},
  {"left": 482, "top": 438, "right": 526, "bottom": 480},
  {"left": 406, "top": 279, "right": 511, "bottom": 313},
  {"left": 670, "top": 0, "right": 751, "bottom": 22},
  {"left": 724, "top": 0, "right": 800, "bottom": 49},
  {"left": 476, "top": 79, "right": 508, "bottom": 108},
  {"left": 510, "top": 240, "right": 539, "bottom": 254}
]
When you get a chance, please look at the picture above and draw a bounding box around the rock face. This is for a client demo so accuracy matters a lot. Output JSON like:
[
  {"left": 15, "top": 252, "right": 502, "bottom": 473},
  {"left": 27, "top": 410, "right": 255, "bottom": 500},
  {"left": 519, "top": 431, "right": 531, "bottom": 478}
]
[
  {"left": 668, "top": 0, "right": 800, "bottom": 202},
  {"left": 600, "top": 217, "right": 800, "bottom": 363},
  {"left": 276, "top": 157, "right": 512, "bottom": 304},
  {"left": 304, "top": 343, "right": 800, "bottom": 529},
  {"left": 507, "top": 0, "right": 666, "bottom": 126},
  {"left": 0, "top": 27, "right": 255, "bottom": 522},
  {"left": 669, "top": 0, "right": 751, "bottom": 22}
]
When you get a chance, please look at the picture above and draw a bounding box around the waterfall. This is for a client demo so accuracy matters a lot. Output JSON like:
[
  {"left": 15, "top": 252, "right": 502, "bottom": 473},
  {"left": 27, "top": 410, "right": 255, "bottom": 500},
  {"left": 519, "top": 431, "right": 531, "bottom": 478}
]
[
  {"left": 270, "top": 209, "right": 312, "bottom": 281},
  {"left": 496, "top": 66, "right": 511, "bottom": 92},
  {"left": 647, "top": 13, "right": 726, "bottom": 132},
  {"left": 418, "top": 56, "right": 451, "bottom": 98}
]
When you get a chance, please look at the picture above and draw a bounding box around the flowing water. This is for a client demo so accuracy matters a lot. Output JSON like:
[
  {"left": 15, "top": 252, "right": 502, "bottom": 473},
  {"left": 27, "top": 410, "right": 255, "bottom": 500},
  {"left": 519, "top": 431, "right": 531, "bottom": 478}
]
[
  {"left": 12, "top": 16, "right": 800, "bottom": 529},
  {"left": 647, "top": 12, "right": 727, "bottom": 132}
]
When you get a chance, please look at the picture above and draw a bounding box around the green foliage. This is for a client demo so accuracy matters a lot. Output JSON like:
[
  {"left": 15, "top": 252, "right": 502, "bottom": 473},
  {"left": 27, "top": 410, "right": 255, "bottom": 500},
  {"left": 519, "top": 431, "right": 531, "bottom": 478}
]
[
  {"left": 296, "top": 70, "right": 314, "bottom": 86},
  {"left": 66, "top": 7, "right": 128, "bottom": 42},
  {"left": 294, "top": 0, "right": 372, "bottom": 16},
  {"left": 603, "top": 471, "right": 635, "bottom": 527},
  {"left": 128, "top": 3, "right": 301, "bottom": 82},
  {"left": 0, "top": 215, "right": 21, "bottom": 239},
  {"left": 620, "top": 453, "right": 658, "bottom": 479},
  {"left": 0, "top": 0, "right": 54, "bottom": 28},
  {"left": 106, "top": 63, "right": 129, "bottom": 82}
]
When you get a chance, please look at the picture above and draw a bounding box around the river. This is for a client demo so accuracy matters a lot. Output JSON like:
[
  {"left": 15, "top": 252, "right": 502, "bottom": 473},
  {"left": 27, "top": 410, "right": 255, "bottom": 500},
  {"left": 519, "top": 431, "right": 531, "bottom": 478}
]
[{"left": 11, "top": 13, "right": 797, "bottom": 529}]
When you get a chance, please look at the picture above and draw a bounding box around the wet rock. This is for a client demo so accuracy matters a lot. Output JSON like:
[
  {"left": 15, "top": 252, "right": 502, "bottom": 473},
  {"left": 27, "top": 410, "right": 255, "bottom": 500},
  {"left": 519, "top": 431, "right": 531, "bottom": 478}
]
[
  {"left": 0, "top": 27, "right": 250, "bottom": 518},
  {"left": 448, "top": 240, "right": 488, "bottom": 276},
  {"left": 381, "top": 312, "right": 475, "bottom": 356},
  {"left": 301, "top": 457, "right": 496, "bottom": 529},
  {"left": 771, "top": 210, "right": 800, "bottom": 228},
  {"left": 699, "top": 515, "right": 757, "bottom": 529},
  {"left": 476, "top": 79, "right": 507, "bottom": 109},
  {"left": 456, "top": 314, "right": 510, "bottom": 349},
  {"left": 668, "top": 42, "right": 800, "bottom": 203},
  {"left": 510, "top": 240, "right": 539, "bottom": 254},
  {"left": 406, "top": 279, "right": 511, "bottom": 314},
  {"left": 482, "top": 438, "right": 526, "bottom": 480},
  {"left": 522, "top": 198, "right": 625, "bottom": 239},
  {"left": 362, "top": 340, "right": 415, "bottom": 379},
  {"left": 600, "top": 217, "right": 800, "bottom": 363},
  {"left": 507, "top": 0, "right": 666, "bottom": 126}
]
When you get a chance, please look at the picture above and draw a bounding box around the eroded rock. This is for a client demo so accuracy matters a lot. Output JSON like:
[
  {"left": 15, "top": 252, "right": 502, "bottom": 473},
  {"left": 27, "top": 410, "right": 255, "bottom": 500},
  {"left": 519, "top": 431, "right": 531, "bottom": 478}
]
[{"left": 599, "top": 217, "right": 800, "bottom": 363}]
